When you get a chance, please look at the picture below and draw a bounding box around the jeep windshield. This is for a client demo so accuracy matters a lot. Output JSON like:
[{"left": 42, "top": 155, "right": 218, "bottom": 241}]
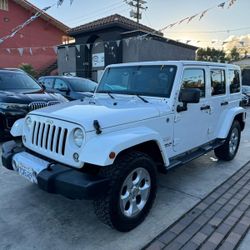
[
  {"left": 97, "top": 65, "right": 177, "bottom": 98},
  {"left": 0, "top": 71, "right": 41, "bottom": 92}
]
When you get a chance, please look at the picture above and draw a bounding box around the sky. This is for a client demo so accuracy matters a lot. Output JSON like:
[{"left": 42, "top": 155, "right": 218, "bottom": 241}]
[{"left": 29, "top": 0, "right": 250, "bottom": 49}]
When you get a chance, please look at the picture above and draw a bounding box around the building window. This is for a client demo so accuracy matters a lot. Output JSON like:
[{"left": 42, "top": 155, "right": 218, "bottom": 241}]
[{"left": 0, "top": 0, "right": 8, "bottom": 11}]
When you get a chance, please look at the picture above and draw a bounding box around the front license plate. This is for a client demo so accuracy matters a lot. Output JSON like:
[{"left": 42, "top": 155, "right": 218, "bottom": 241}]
[{"left": 18, "top": 165, "right": 37, "bottom": 184}]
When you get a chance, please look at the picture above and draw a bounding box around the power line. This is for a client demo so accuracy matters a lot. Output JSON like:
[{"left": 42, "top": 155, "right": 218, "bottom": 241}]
[
  {"left": 67, "top": 4, "right": 130, "bottom": 26},
  {"left": 65, "top": 0, "right": 125, "bottom": 23},
  {"left": 163, "top": 26, "right": 250, "bottom": 34}
]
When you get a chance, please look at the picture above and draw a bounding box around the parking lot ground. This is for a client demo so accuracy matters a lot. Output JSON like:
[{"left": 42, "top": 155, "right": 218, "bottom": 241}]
[
  {"left": 0, "top": 108, "right": 249, "bottom": 250},
  {"left": 144, "top": 161, "right": 250, "bottom": 250}
]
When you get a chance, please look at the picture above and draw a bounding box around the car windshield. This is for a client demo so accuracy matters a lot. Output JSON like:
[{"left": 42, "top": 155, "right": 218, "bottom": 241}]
[
  {"left": 242, "top": 69, "right": 250, "bottom": 86},
  {"left": 68, "top": 78, "right": 97, "bottom": 92},
  {"left": 0, "top": 71, "right": 41, "bottom": 91},
  {"left": 97, "top": 65, "right": 177, "bottom": 98}
]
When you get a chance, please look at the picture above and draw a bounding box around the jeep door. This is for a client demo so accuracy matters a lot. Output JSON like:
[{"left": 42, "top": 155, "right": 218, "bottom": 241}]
[
  {"left": 173, "top": 67, "right": 211, "bottom": 154},
  {"left": 207, "top": 67, "right": 229, "bottom": 139}
]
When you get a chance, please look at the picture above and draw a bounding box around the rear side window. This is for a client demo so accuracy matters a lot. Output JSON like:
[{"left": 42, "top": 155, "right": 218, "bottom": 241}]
[
  {"left": 182, "top": 69, "right": 205, "bottom": 97},
  {"left": 229, "top": 70, "right": 241, "bottom": 93},
  {"left": 211, "top": 69, "right": 226, "bottom": 96}
]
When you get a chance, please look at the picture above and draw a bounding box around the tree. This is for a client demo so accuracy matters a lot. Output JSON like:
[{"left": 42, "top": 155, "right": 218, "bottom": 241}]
[
  {"left": 19, "top": 63, "right": 37, "bottom": 77},
  {"left": 229, "top": 47, "right": 240, "bottom": 62},
  {"left": 196, "top": 47, "right": 227, "bottom": 63}
]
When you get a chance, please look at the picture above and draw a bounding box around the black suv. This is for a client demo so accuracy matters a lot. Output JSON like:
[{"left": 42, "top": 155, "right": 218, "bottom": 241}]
[
  {"left": 38, "top": 76, "right": 97, "bottom": 100},
  {"left": 0, "top": 69, "right": 67, "bottom": 139}
]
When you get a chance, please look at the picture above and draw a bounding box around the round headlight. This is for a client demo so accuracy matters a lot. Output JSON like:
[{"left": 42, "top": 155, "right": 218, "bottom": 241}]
[
  {"left": 25, "top": 116, "right": 32, "bottom": 130},
  {"left": 73, "top": 128, "right": 84, "bottom": 147}
]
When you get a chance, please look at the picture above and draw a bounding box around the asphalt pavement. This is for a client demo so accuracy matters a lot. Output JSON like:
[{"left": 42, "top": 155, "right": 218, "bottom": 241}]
[{"left": 0, "top": 107, "right": 249, "bottom": 250}]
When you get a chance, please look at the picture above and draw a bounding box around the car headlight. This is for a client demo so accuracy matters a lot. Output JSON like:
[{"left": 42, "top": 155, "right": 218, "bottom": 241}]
[
  {"left": 25, "top": 116, "right": 32, "bottom": 130},
  {"left": 73, "top": 128, "right": 84, "bottom": 147},
  {"left": 0, "top": 103, "right": 28, "bottom": 109}
]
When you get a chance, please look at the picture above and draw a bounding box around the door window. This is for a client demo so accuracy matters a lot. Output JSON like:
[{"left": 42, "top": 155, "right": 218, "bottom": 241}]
[
  {"left": 43, "top": 78, "right": 54, "bottom": 89},
  {"left": 211, "top": 69, "right": 226, "bottom": 96},
  {"left": 54, "top": 79, "right": 68, "bottom": 91},
  {"left": 182, "top": 69, "right": 206, "bottom": 97},
  {"left": 229, "top": 70, "right": 241, "bottom": 93}
]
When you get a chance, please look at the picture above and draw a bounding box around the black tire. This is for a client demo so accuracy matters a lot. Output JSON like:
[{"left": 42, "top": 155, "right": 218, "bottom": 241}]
[
  {"left": 214, "top": 120, "right": 241, "bottom": 161},
  {"left": 93, "top": 151, "right": 157, "bottom": 232}
]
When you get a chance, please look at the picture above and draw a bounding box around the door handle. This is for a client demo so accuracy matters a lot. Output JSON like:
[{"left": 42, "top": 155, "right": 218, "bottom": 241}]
[
  {"left": 221, "top": 101, "right": 229, "bottom": 106},
  {"left": 200, "top": 105, "right": 211, "bottom": 111}
]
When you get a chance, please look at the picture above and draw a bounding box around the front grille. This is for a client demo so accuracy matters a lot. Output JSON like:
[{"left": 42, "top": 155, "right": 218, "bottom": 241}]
[
  {"left": 31, "top": 121, "right": 68, "bottom": 155},
  {"left": 28, "top": 101, "right": 60, "bottom": 111}
]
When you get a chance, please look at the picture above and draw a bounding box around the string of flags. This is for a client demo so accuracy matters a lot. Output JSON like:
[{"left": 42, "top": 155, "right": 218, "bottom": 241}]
[
  {"left": 0, "top": 0, "right": 73, "bottom": 45},
  {"left": 1, "top": 35, "right": 249, "bottom": 57},
  {"left": 0, "top": 5, "right": 53, "bottom": 45},
  {"left": 159, "top": 0, "right": 238, "bottom": 32},
  {"left": 57, "top": 0, "right": 74, "bottom": 7}
]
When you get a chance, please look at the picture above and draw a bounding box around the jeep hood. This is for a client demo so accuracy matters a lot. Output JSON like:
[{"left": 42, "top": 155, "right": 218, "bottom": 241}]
[{"left": 30, "top": 99, "right": 161, "bottom": 132}]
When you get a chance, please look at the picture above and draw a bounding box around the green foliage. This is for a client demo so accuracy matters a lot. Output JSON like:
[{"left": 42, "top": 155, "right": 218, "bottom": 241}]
[
  {"left": 229, "top": 47, "right": 240, "bottom": 62},
  {"left": 196, "top": 47, "right": 227, "bottom": 63},
  {"left": 19, "top": 63, "right": 37, "bottom": 77}
]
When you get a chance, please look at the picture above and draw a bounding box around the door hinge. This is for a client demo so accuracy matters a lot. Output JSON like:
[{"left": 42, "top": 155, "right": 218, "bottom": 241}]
[{"left": 174, "top": 115, "right": 181, "bottom": 123}]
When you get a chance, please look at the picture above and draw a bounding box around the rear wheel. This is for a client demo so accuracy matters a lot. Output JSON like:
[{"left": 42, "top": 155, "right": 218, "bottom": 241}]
[
  {"left": 214, "top": 120, "right": 241, "bottom": 161},
  {"left": 93, "top": 151, "right": 157, "bottom": 232}
]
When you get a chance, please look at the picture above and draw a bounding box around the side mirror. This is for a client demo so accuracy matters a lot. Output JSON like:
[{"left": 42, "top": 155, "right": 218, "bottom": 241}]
[
  {"left": 39, "top": 82, "right": 46, "bottom": 91},
  {"left": 177, "top": 88, "right": 201, "bottom": 112},
  {"left": 179, "top": 88, "right": 201, "bottom": 103}
]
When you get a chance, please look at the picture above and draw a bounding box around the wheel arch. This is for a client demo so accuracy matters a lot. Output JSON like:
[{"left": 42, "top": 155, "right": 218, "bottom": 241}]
[
  {"left": 217, "top": 107, "right": 246, "bottom": 139},
  {"left": 115, "top": 140, "right": 167, "bottom": 173},
  {"left": 79, "top": 127, "right": 169, "bottom": 167}
]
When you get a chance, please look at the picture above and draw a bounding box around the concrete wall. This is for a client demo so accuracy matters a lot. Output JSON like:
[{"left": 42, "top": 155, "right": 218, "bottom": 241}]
[
  {"left": 122, "top": 38, "right": 196, "bottom": 63},
  {"left": 233, "top": 58, "right": 250, "bottom": 69},
  {"left": 58, "top": 46, "right": 76, "bottom": 75}
]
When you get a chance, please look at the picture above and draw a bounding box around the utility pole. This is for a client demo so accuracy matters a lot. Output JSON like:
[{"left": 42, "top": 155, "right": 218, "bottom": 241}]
[{"left": 124, "top": 0, "right": 148, "bottom": 23}]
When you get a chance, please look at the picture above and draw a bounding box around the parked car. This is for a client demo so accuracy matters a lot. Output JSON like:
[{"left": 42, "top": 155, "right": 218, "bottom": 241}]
[
  {"left": 0, "top": 69, "right": 67, "bottom": 139},
  {"left": 2, "top": 61, "right": 246, "bottom": 231},
  {"left": 242, "top": 85, "right": 250, "bottom": 105},
  {"left": 38, "top": 76, "right": 97, "bottom": 100}
]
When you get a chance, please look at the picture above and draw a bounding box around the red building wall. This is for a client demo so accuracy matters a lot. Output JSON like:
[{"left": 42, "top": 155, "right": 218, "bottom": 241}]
[{"left": 0, "top": 0, "right": 66, "bottom": 72}]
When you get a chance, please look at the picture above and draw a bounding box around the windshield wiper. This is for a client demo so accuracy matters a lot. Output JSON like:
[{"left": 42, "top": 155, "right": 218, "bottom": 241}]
[
  {"left": 136, "top": 94, "right": 149, "bottom": 103},
  {"left": 98, "top": 91, "right": 115, "bottom": 100}
]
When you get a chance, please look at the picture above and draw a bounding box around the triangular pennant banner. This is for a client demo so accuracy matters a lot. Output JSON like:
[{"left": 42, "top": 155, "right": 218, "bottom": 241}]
[
  {"left": 125, "top": 38, "right": 130, "bottom": 47},
  {"left": 116, "top": 40, "right": 121, "bottom": 47},
  {"left": 187, "top": 14, "right": 198, "bottom": 23},
  {"left": 86, "top": 44, "right": 90, "bottom": 50},
  {"left": 29, "top": 48, "right": 33, "bottom": 55},
  {"left": 218, "top": 2, "right": 226, "bottom": 8},
  {"left": 228, "top": 0, "right": 237, "bottom": 8},
  {"left": 18, "top": 48, "right": 24, "bottom": 56},
  {"left": 179, "top": 17, "right": 189, "bottom": 24},
  {"left": 76, "top": 45, "right": 81, "bottom": 52},
  {"left": 199, "top": 10, "right": 208, "bottom": 20},
  {"left": 6, "top": 48, "right": 11, "bottom": 54}
]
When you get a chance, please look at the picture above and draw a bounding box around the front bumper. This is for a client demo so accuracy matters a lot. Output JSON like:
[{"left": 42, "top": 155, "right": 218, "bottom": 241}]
[{"left": 2, "top": 141, "right": 109, "bottom": 200}]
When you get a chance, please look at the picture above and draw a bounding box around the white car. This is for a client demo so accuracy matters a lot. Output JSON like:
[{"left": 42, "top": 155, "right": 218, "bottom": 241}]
[{"left": 2, "top": 61, "right": 246, "bottom": 232}]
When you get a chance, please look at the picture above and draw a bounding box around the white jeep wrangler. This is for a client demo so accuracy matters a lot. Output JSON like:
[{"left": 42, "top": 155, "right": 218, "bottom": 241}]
[{"left": 2, "top": 61, "right": 246, "bottom": 232}]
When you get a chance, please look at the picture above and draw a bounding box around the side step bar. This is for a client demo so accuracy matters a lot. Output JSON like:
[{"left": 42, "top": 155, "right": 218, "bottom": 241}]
[{"left": 167, "top": 140, "right": 225, "bottom": 170}]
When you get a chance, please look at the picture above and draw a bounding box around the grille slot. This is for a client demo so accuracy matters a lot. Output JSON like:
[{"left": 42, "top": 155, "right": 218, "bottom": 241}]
[{"left": 31, "top": 121, "right": 68, "bottom": 156}]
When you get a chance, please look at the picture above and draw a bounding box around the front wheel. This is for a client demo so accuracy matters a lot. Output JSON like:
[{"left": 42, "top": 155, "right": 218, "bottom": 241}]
[
  {"left": 93, "top": 151, "right": 157, "bottom": 232},
  {"left": 214, "top": 120, "right": 241, "bottom": 161}
]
